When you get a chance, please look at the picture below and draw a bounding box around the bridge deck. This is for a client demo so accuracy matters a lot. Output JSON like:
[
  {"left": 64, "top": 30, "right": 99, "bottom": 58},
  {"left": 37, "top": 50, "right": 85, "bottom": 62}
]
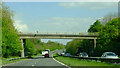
[{"left": 18, "top": 33, "right": 98, "bottom": 39}]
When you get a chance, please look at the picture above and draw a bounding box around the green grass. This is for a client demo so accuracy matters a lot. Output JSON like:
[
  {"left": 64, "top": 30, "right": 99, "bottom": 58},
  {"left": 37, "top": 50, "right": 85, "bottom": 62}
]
[
  {"left": 0, "top": 57, "right": 2, "bottom": 66},
  {"left": 2, "top": 54, "right": 42, "bottom": 65},
  {"left": 2, "top": 57, "right": 25, "bottom": 65},
  {"left": 55, "top": 56, "right": 120, "bottom": 67},
  {"left": 32, "top": 54, "right": 41, "bottom": 57}
]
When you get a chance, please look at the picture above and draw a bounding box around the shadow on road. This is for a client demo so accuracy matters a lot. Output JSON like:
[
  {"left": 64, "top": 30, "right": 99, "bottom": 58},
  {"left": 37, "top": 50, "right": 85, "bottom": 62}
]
[{"left": 27, "top": 56, "right": 53, "bottom": 59}]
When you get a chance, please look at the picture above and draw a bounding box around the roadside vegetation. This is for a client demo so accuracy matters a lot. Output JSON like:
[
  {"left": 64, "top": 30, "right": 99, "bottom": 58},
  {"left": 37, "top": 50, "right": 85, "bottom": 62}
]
[
  {"left": 28, "top": 39, "right": 64, "bottom": 56},
  {"left": 55, "top": 56, "right": 119, "bottom": 67},
  {"left": 66, "top": 15, "right": 120, "bottom": 57},
  {"left": 2, "top": 4, "right": 22, "bottom": 58}
]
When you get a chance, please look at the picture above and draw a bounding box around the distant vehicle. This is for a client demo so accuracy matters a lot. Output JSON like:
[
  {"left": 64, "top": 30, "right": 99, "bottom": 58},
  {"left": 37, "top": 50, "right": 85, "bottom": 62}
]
[
  {"left": 42, "top": 51, "right": 48, "bottom": 56},
  {"left": 45, "top": 49, "right": 50, "bottom": 53},
  {"left": 79, "top": 52, "right": 88, "bottom": 57},
  {"left": 42, "top": 49, "right": 50, "bottom": 58},
  {"left": 65, "top": 53, "right": 71, "bottom": 56},
  {"left": 44, "top": 54, "right": 49, "bottom": 58},
  {"left": 101, "top": 52, "right": 118, "bottom": 59},
  {"left": 61, "top": 52, "right": 65, "bottom": 56},
  {"left": 76, "top": 53, "right": 79, "bottom": 56}
]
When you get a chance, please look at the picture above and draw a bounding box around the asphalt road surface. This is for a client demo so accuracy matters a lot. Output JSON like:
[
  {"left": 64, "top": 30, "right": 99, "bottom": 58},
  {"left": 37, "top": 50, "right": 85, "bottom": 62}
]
[{"left": 2, "top": 50, "right": 68, "bottom": 68}]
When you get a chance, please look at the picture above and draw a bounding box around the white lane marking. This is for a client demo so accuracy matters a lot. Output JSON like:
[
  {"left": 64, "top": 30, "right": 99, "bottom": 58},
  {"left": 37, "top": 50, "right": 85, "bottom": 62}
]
[
  {"left": 32, "top": 65, "right": 34, "bottom": 66},
  {"left": 53, "top": 58, "right": 71, "bottom": 68}
]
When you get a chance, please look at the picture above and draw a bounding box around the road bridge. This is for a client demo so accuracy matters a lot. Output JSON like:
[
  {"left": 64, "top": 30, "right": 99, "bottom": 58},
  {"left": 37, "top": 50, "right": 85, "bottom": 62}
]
[{"left": 18, "top": 32, "right": 99, "bottom": 57}]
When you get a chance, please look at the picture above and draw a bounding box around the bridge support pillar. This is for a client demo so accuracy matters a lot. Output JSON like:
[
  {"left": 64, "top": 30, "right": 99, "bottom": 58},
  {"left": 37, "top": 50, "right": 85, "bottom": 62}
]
[
  {"left": 20, "top": 39, "right": 25, "bottom": 57},
  {"left": 93, "top": 39, "right": 96, "bottom": 48},
  {"left": 89, "top": 39, "right": 97, "bottom": 57}
]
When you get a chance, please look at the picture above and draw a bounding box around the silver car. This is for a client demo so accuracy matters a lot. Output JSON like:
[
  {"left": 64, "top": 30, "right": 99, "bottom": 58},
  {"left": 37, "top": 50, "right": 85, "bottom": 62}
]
[
  {"left": 79, "top": 52, "right": 88, "bottom": 57},
  {"left": 101, "top": 52, "right": 118, "bottom": 59}
]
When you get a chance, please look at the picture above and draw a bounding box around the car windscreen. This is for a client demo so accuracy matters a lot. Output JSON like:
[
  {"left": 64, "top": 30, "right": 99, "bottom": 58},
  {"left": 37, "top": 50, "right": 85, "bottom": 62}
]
[
  {"left": 80, "top": 53, "right": 87, "bottom": 56},
  {"left": 107, "top": 53, "right": 116, "bottom": 56}
]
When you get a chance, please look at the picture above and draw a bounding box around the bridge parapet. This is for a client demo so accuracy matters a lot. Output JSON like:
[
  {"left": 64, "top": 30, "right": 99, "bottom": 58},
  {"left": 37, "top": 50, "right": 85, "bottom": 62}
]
[{"left": 19, "top": 32, "right": 99, "bottom": 36}]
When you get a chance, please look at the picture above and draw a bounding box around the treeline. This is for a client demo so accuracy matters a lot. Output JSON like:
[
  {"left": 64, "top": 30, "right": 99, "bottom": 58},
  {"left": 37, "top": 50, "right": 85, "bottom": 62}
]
[
  {"left": 1, "top": 5, "right": 64, "bottom": 58},
  {"left": 66, "top": 17, "right": 120, "bottom": 57},
  {"left": 25, "top": 39, "right": 65, "bottom": 57}
]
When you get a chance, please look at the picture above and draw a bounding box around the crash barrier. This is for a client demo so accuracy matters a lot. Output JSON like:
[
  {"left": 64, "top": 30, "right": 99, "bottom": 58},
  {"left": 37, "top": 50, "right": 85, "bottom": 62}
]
[{"left": 63, "top": 56, "right": 120, "bottom": 63}]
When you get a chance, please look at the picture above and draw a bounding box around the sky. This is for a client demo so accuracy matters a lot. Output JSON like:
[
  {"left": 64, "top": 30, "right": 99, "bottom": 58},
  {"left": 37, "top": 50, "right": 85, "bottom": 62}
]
[{"left": 3, "top": 2, "right": 118, "bottom": 45}]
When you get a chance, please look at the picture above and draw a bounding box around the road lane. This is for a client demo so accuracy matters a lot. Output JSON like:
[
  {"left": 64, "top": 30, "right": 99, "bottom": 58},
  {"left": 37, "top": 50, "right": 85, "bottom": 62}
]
[
  {"left": 2, "top": 50, "right": 68, "bottom": 68},
  {"left": 5, "top": 57, "right": 63, "bottom": 66}
]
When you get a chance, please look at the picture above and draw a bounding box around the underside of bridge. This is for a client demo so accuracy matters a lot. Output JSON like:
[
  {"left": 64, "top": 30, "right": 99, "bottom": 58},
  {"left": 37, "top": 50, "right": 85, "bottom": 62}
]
[{"left": 19, "top": 33, "right": 98, "bottom": 57}]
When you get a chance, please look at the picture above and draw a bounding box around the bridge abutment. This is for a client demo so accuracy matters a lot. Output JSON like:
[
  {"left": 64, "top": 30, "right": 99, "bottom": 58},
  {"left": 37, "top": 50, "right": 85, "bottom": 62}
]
[{"left": 20, "top": 39, "right": 25, "bottom": 57}]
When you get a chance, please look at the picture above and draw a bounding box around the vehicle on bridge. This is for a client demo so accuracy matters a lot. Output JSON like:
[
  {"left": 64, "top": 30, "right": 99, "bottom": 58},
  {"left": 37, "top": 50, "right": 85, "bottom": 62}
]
[{"left": 101, "top": 52, "right": 118, "bottom": 59}]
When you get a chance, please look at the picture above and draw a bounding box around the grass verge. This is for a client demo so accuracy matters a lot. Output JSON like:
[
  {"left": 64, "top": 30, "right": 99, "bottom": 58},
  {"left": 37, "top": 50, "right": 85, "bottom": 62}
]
[
  {"left": 2, "top": 57, "right": 25, "bottom": 65},
  {"left": 55, "top": 56, "right": 120, "bottom": 67},
  {"left": 2, "top": 54, "right": 41, "bottom": 65}
]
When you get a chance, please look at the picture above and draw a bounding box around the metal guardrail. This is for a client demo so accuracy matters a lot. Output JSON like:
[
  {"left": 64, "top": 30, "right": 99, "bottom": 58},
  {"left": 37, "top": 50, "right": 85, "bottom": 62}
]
[{"left": 63, "top": 56, "right": 120, "bottom": 63}]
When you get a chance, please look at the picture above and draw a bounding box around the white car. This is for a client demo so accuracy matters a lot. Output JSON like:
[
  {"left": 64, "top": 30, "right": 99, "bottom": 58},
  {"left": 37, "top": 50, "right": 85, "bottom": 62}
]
[
  {"left": 42, "top": 51, "right": 48, "bottom": 56},
  {"left": 101, "top": 52, "right": 118, "bottom": 59}
]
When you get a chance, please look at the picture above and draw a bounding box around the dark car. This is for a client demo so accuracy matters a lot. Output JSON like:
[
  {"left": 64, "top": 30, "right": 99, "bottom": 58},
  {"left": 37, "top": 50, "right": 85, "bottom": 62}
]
[
  {"left": 65, "top": 53, "right": 71, "bottom": 56},
  {"left": 44, "top": 54, "right": 49, "bottom": 58}
]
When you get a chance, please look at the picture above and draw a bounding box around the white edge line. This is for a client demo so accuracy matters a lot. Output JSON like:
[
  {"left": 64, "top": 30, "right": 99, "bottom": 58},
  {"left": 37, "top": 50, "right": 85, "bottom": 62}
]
[{"left": 53, "top": 58, "right": 71, "bottom": 68}]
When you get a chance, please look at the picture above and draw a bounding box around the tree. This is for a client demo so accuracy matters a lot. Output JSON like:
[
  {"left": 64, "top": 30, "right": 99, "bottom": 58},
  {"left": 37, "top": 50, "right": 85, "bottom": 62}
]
[
  {"left": 0, "top": 3, "right": 2, "bottom": 56},
  {"left": 97, "top": 18, "right": 120, "bottom": 55},
  {"left": 2, "top": 5, "right": 22, "bottom": 58},
  {"left": 100, "top": 13, "right": 118, "bottom": 25},
  {"left": 88, "top": 20, "right": 103, "bottom": 33}
]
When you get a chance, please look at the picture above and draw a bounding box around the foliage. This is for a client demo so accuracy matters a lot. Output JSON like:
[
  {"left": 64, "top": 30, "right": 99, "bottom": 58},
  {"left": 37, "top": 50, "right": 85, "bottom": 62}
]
[
  {"left": 24, "top": 39, "right": 35, "bottom": 57},
  {"left": 29, "top": 39, "right": 65, "bottom": 55},
  {"left": 96, "top": 18, "right": 120, "bottom": 56},
  {"left": 88, "top": 20, "right": 103, "bottom": 32},
  {"left": 2, "top": 5, "right": 22, "bottom": 58},
  {"left": 65, "top": 17, "right": 120, "bottom": 57},
  {"left": 0, "top": 4, "right": 2, "bottom": 56}
]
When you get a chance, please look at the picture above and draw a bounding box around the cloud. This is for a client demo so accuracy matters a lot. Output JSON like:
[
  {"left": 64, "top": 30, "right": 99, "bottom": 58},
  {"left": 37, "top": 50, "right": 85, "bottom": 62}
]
[
  {"left": 59, "top": 2, "right": 118, "bottom": 10},
  {"left": 33, "top": 17, "right": 96, "bottom": 33},
  {"left": 3, "top": 0, "right": 119, "bottom": 2},
  {"left": 14, "top": 20, "right": 28, "bottom": 32}
]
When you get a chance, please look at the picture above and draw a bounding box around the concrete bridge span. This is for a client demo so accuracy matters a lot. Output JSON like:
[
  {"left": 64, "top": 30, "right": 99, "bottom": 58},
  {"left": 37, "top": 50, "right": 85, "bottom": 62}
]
[{"left": 18, "top": 33, "right": 99, "bottom": 57}]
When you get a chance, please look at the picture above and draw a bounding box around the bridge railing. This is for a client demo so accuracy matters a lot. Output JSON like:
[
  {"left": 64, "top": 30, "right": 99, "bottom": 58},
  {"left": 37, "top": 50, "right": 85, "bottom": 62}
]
[{"left": 19, "top": 32, "right": 99, "bottom": 36}]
